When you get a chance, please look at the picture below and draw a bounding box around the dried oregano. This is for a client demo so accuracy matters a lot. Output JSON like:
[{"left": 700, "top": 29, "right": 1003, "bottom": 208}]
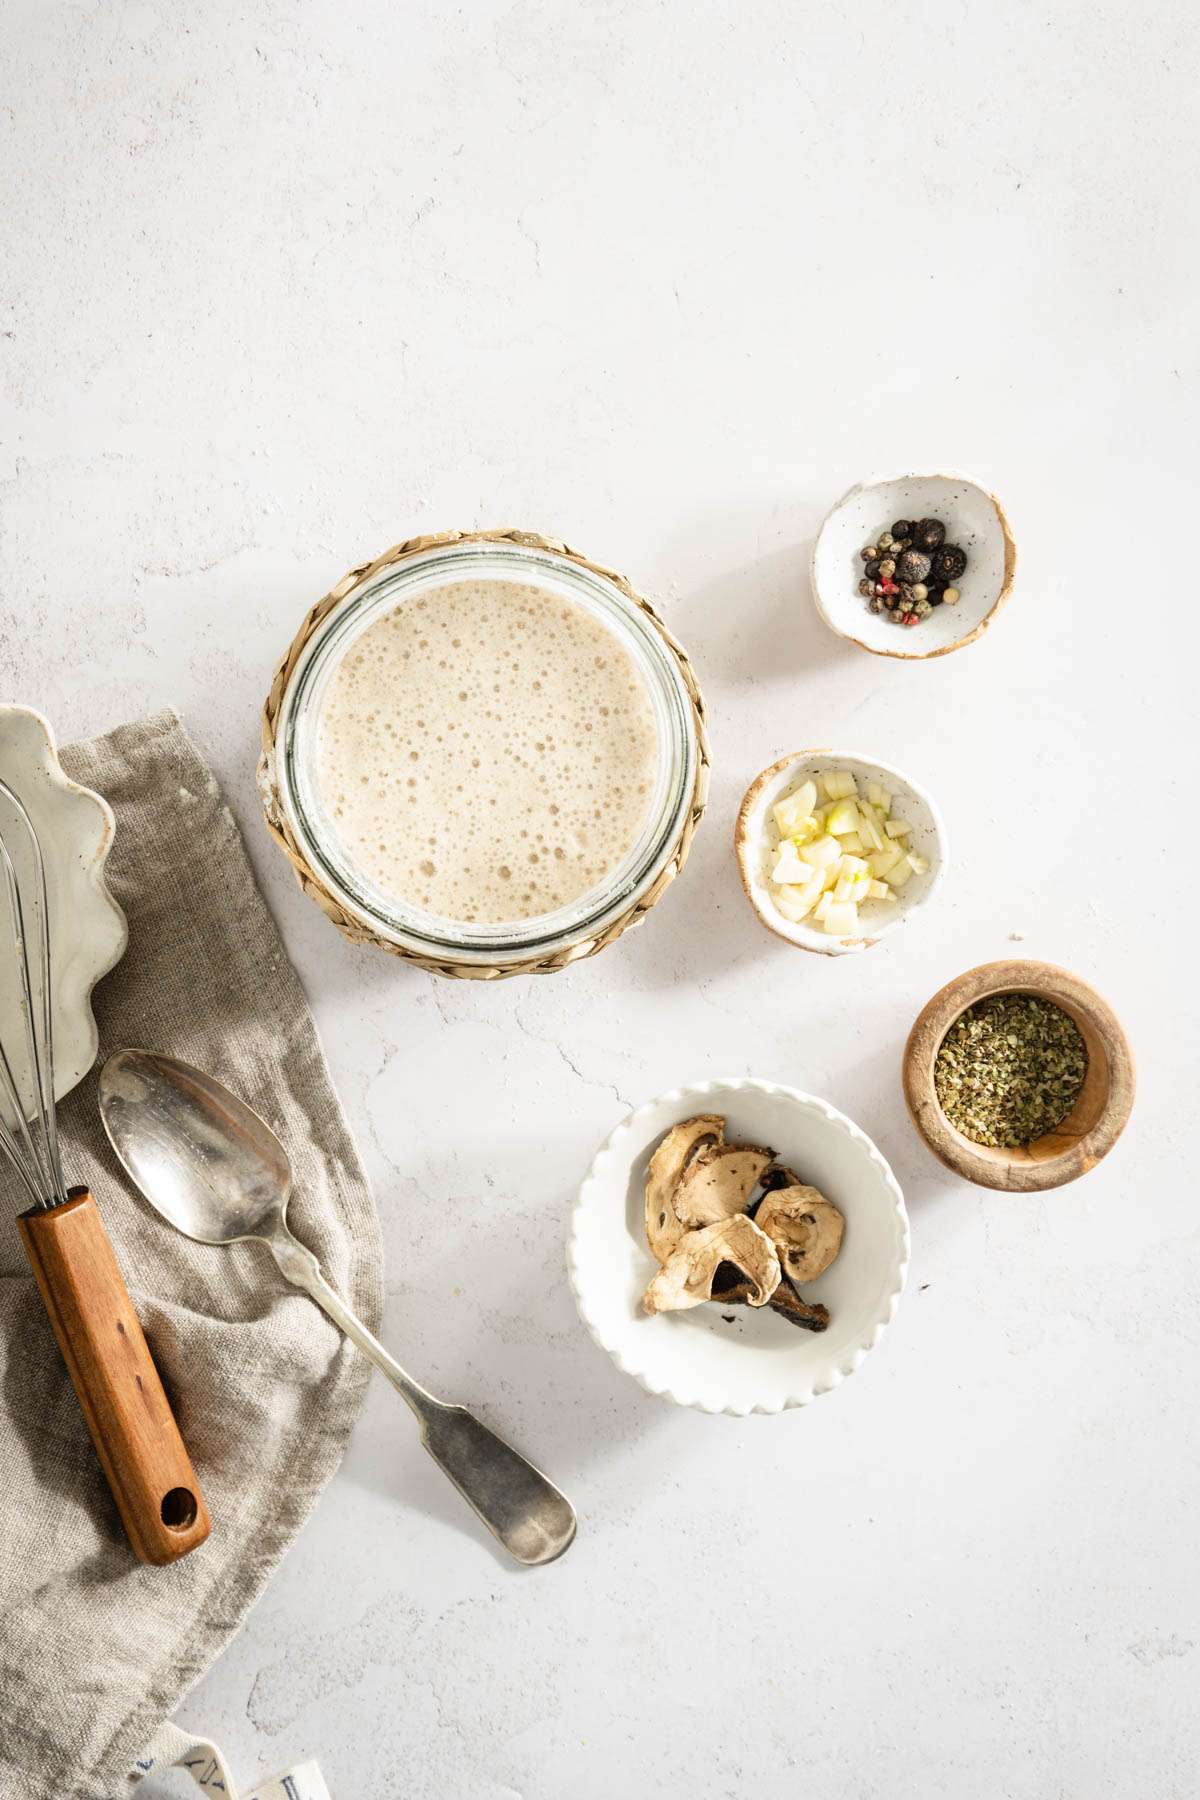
[{"left": 934, "top": 993, "right": 1088, "bottom": 1148}]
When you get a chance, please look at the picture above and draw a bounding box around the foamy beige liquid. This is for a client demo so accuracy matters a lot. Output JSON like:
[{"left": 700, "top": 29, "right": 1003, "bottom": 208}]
[{"left": 315, "top": 578, "right": 661, "bottom": 923}]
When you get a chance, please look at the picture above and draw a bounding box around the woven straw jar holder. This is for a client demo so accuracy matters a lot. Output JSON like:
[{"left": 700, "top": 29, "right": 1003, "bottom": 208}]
[{"left": 260, "top": 528, "right": 710, "bottom": 980}]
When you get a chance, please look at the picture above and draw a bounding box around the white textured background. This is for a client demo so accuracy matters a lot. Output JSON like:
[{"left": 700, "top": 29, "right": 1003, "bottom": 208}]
[{"left": 3, "top": 3, "right": 1198, "bottom": 1796}]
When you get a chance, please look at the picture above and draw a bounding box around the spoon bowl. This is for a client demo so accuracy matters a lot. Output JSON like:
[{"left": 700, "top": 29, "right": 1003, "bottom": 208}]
[{"left": 101, "top": 1050, "right": 294, "bottom": 1244}]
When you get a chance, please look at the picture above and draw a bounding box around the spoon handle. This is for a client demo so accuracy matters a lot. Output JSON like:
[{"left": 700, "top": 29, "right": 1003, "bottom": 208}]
[{"left": 267, "top": 1230, "right": 576, "bottom": 1566}]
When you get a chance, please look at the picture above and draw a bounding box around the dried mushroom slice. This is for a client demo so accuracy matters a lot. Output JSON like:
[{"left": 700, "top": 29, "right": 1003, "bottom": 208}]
[
  {"left": 715, "top": 1266, "right": 830, "bottom": 1334},
  {"left": 747, "top": 1162, "right": 802, "bottom": 1219},
  {"left": 641, "top": 1214, "right": 781, "bottom": 1316},
  {"left": 754, "top": 1185, "right": 845, "bottom": 1285},
  {"left": 768, "top": 1277, "right": 831, "bottom": 1333},
  {"left": 674, "top": 1142, "right": 776, "bottom": 1231},
  {"left": 644, "top": 1114, "right": 725, "bottom": 1262}
]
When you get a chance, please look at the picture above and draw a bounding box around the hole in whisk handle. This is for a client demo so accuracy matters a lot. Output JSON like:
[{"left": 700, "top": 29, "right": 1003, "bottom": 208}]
[{"left": 160, "top": 1487, "right": 199, "bottom": 1530}]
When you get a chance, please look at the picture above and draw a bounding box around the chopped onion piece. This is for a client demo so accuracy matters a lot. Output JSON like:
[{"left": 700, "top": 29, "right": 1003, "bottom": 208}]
[
  {"left": 772, "top": 844, "right": 809, "bottom": 884},
  {"left": 773, "top": 782, "right": 817, "bottom": 836},
  {"left": 857, "top": 808, "right": 884, "bottom": 852},
  {"left": 799, "top": 834, "right": 841, "bottom": 869},
  {"left": 885, "top": 818, "right": 912, "bottom": 839},
  {"left": 821, "top": 770, "right": 857, "bottom": 801},
  {"left": 908, "top": 852, "right": 929, "bottom": 875},
  {"left": 867, "top": 878, "right": 891, "bottom": 900},
  {"left": 826, "top": 799, "right": 860, "bottom": 837},
  {"left": 868, "top": 845, "right": 903, "bottom": 878},
  {"left": 885, "top": 856, "right": 913, "bottom": 888},
  {"left": 772, "top": 800, "right": 805, "bottom": 838},
  {"left": 823, "top": 901, "right": 859, "bottom": 935},
  {"left": 775, "top": 882, "right": 820, "bottom": 922}
]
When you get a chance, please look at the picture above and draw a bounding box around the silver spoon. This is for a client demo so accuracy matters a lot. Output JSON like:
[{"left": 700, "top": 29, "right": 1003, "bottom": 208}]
[{"left": 98, "top": 1048, "right": 576, "bottom": 1567}]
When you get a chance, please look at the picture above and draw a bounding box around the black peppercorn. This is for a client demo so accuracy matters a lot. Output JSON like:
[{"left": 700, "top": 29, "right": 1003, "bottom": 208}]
[
  {"left": 896, "top": 549, "right": 931, "bottom": 584},
  {"left": 926, "top": 587, "right": 945, "bottom": 606},
  {"left": 915, "top": 518, "right": 945, "bottom": 551},
  {"left": 891, "top": 518, "right": 914, "bottom": 539},
  {"left": 864, "top": 558, "right": 881, "bottom": 580},
  {"left": 932, "top": 544, "right": 967, "bottom": 582}
]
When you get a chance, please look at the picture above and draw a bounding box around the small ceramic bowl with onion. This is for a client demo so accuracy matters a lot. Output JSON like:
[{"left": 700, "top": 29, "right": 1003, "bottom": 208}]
[
  {"left": 811, "top": 470, "right": 1016, "bottom": 660},
  {"left": 735, "top": 749, "right": 947, "bottom": 956}
]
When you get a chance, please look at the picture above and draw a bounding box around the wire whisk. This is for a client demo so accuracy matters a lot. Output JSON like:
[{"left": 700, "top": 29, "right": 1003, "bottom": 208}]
[
  {"left": 0, "top": 775, "right": 68, "bottom": 1210},
  {"left": 0, "top": 752, "right": 209, "bottom": 1563}
]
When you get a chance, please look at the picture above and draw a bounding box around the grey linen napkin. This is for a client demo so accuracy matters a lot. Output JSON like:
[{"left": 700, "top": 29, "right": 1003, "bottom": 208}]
[{"left": 0, "top": 710, "right": 383, "bottom": 1800}]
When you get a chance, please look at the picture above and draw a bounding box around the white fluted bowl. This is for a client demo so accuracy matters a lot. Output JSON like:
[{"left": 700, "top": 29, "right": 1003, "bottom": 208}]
[{"left": 567, "top": 1078, "right": 909, "bottom": 1415}]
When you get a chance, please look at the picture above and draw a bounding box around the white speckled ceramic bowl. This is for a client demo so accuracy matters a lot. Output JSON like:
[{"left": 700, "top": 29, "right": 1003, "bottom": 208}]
[
  {"left": 734, "top": 749, "right": 947, "bottom": 957},
  {"left": 0, "top": 706, "right": 127, "bottom": 1126},
  {"left": 812, "top": 470, "right": 1016, "bottom": 659},
  {"left": 567, "top": 1078, "right": 909, "bottom": 1416}
]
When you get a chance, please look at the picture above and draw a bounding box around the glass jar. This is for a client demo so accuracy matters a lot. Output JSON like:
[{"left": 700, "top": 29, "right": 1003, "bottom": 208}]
[{"left": 262, "top": 534, "right": 705, "bottom": 975}]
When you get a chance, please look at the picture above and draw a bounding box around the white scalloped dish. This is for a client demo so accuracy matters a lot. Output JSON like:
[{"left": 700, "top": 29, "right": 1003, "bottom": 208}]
[
  {"left": 0, "top": 706, "right": 127, "bottom": 1126},
  {"left": 568, "top": 1078, "right": 909, "bottom": 1415}
]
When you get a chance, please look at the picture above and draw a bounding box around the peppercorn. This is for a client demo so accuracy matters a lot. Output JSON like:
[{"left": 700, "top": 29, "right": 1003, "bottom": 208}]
[
  {"left": 896, "top": 549, "right": 931, "bottom": 584},
  {"left": 854, "top": 517, "right": 964, "bottom": 631},
  {"left": 932, "top": 544, "right": 967, "bottom": 582}
]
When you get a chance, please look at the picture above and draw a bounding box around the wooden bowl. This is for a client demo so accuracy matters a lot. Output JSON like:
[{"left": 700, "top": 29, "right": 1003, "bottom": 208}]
[
  {"left": 812, "top": 470, "right": 1016, "bottom": 660},
  {"left": 903, "top": 961, "right": 1134, "bottom": 1192}
]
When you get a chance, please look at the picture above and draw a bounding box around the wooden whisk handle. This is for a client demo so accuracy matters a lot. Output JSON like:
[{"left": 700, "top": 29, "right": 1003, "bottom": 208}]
[{"left": 17, "top": 1187, "right": 210, "bottom": 1565}]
